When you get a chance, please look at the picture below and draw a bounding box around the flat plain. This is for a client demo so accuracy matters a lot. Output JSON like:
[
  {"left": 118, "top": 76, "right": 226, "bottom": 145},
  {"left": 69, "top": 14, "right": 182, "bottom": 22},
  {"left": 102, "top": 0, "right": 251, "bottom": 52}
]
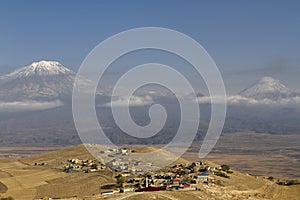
[
  {"left": 0, "top": 132, "right": 299, "bottom": 200},
  {"left": 184, "top": 132, "right": 300, "bottom": 179}
]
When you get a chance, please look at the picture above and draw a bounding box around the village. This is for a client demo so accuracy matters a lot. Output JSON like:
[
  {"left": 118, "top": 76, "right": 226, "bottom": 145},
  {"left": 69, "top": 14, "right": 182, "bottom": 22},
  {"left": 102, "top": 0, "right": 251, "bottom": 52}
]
[{"left": 60, "top": 147, "right": 232, "bottom": 196}]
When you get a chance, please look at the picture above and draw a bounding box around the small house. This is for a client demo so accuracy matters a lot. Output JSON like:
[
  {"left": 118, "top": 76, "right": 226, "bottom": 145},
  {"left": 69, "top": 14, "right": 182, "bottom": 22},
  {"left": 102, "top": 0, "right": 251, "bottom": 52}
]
[{"left": 101, "top": 191, "right": 114, "bottom": 195}]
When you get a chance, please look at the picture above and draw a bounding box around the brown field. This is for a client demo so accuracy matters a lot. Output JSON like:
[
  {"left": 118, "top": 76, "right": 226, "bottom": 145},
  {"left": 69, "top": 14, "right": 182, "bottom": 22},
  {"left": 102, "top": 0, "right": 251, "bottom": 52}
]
[
  {"left": 184, "top": 132, "right": 300, "bottom": 179},
  {"left": 0, "top": 132, "right": 299, "bottom": 200},
  {"left": 0, "top": 146, "right": 69, "bottom": 158},
  {"left": 0, "top": 145, "right": 115, "bottom": 200}
]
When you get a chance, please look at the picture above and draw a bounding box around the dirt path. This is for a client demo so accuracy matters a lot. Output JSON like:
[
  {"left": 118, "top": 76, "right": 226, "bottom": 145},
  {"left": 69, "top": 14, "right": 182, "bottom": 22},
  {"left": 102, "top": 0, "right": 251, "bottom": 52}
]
[
  {"left": 110, "top": 192, "right": 180, "bottom": 200},
  {"left": 158, "top": 193, "right": 180, "bottom": 200},
  {"left": 0, "top": 170, "right": 13, "bottom": 178}
]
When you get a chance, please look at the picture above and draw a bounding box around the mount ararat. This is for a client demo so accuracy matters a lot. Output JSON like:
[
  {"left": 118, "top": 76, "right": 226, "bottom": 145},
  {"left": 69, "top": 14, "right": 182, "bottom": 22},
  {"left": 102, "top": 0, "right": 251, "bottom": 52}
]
[{"left": 0, "top": 61, "right": 299, "bottom": 146}]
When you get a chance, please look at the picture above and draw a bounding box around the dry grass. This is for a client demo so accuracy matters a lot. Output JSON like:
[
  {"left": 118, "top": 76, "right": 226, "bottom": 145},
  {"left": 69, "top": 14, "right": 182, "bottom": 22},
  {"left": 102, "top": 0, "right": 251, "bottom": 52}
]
[
  {"left": 0, "top": 144, "right": 299, "bottom": 200},
  {"left": 184, "top": 132, "right": 300, "bottom": 179},
  {"left": 0, "top": 145, "right": 115, "bottom": 200}
]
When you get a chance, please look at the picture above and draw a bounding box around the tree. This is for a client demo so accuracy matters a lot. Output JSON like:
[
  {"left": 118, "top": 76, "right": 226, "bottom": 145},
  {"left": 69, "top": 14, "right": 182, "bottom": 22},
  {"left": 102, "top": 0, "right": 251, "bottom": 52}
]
[
  {"left": 221, "top": 164, "right": 230, "bottom": 172},
  {"left": 91, "top": 163, "right": 98, "bottom": 169},
  {"left": 116, "top": 174, "right": 125, "bottom": 187}
]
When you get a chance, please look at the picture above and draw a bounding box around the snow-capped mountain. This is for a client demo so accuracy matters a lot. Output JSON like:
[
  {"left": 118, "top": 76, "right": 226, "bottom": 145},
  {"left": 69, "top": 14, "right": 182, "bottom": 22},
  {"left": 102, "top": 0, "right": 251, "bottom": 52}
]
[
  {"left": 2, "top": 61, "right": 74, "bottom": 78},
  {"left": 0, "top": 61, "right": 77, "bottom": 101},
  {"left": 239, "top": 76, "right": 299, "bottom": 100}
]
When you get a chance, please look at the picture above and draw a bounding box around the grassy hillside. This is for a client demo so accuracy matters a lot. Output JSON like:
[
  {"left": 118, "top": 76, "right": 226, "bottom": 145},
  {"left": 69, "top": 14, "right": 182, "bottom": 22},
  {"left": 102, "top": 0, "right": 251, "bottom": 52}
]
[{"left": 0, "top": 145, "right": 299, "bottom": 200}]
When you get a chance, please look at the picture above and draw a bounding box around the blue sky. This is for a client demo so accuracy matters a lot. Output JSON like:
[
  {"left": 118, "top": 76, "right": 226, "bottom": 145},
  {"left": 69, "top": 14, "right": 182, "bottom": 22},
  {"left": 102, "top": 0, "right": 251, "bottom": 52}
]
[{"left": 0, "top": 0, "right": 299, "bottom": 93}]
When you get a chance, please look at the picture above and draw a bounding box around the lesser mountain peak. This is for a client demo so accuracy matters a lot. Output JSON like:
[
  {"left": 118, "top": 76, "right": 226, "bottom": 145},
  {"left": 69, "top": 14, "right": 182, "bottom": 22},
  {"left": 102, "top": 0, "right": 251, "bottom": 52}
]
[{"left": 239, "top": 76, "right": 296, "bottom": 100}]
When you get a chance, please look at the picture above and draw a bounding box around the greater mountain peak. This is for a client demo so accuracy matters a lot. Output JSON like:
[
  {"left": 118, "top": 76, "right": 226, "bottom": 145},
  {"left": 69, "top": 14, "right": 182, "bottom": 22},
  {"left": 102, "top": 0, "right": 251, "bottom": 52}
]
[
  {"left": 0, "top": 61, "right": 77, "bottom": 101},
  {"left": 239, "top": 76, "right": 295, "bottom": 100},
  {"left": 7, "top": 60, "right": 73, "bottom": 78}
]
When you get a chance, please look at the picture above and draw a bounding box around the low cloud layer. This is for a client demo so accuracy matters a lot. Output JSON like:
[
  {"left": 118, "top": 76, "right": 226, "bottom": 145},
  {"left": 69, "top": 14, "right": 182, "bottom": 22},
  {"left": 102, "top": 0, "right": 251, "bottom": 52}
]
[
  {"left": 100, "top": 95, "right": 154, "bottom": 107},
  {"left": 196, "top": 95, "right": 300, "bottom": 106},
  {"left": 0, "top": 100, "right": 63, "bottom": 112},
  {"left": 228, "top": 95, "right": 300, "bottom": 106},
  {"left": 100, "top": 93, "right": 300, "bottom": 108}
]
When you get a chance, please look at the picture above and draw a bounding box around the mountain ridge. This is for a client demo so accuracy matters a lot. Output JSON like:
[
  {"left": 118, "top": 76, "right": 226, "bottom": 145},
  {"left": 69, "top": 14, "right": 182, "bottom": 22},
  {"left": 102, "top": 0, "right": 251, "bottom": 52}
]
[{"left": 1, "top": 61, "right": 299, "bottom": 103}]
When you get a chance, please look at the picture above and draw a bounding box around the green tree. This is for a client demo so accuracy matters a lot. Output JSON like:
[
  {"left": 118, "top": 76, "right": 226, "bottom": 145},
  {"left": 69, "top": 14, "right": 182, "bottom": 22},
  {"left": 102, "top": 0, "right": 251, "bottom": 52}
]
[
  {"left": 221, "top": 164, "right": 230, "bottom": 172},
  {"left": 116, "top": 174, "right": 125, "bottom": 187},
  {"left": 91, "top": 163, "right": 98, "bottom": 169}
]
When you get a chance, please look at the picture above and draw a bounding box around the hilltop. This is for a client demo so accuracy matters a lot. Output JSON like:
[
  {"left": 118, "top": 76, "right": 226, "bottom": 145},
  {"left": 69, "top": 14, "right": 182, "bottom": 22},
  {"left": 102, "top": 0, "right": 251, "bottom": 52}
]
[{"left": 0, "top": 145, "right": 299, "bottom": 200}]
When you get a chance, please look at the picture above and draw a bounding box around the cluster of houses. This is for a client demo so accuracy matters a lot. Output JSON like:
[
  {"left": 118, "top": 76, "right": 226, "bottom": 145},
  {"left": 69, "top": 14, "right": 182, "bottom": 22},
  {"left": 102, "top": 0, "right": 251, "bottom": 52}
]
[
  {"left": 101, "top": 160, "right": 229, "bottom": 195},
  {"left": 99, "top": 148, "right": 156, "bottom": 173},
  {"left": 63, "top": 146, "right": 231, "bottom": 196},
  {"left": 125, "top": 161, "right": 215, "bottom": 190},
  {"left": 63, "top": 158, "right": 106, "bottom": 173}
]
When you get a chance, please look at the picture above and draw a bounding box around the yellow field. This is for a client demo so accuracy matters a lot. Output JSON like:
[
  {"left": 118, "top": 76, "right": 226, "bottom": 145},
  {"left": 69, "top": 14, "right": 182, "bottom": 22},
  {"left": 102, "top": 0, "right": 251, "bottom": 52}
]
[{"left": 0, "top": 145, "right": 115, "bottom": 200}]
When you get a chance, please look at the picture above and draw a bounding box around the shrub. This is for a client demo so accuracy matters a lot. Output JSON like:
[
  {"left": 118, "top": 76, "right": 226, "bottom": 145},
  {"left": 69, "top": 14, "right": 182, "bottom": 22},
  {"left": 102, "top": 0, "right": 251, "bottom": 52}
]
[
  {"left": 215, "top": 171, "right": 229, "bottom": 178},
  {"left": 116, "top": 174, "right": 125, "bottom": 187},
  {"left": 285, "top": 180, "right": 300, "bottom": 186},
  {"left": 221, "top": 164, "right": 230, "bottom": 172},
  {"left": 91, "top": 163, "right": 98, "bottom": 169},
  {"left": 276, "top": 179, "right": 300, "bottom": 186}
]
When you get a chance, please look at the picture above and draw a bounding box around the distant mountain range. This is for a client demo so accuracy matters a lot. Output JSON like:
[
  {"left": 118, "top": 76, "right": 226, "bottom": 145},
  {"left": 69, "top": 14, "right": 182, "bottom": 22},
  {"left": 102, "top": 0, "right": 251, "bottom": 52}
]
[
  {"left": 0, "top": 60, "right": 299, "bottom": 105},
  {"left": 0, "top": 61, "right": 299, "bottom": 146}
]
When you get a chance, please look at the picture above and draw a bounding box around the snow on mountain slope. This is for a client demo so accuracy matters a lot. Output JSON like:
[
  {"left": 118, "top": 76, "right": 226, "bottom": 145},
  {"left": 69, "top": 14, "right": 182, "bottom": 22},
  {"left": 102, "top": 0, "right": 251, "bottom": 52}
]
[
  {"left": 3, "top": 60, "right": 74, "bottom": 78},
  {"left": 0, "top": 61, "right": 77, "bottom": 102},
  {"left": 194, "top": 77, "right": 300, "bottom": 106},
  {"left": 239, "top": 76, "right": 298, "bottom": 100},
  {"left": 1, "top": 61, "right": 299, "bottom": 109}
]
